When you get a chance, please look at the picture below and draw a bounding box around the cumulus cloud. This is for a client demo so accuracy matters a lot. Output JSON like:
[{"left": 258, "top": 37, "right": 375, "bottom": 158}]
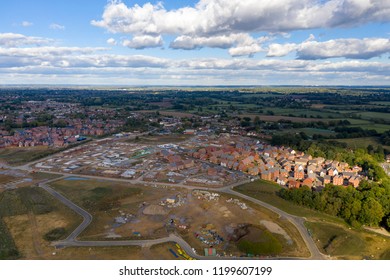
[
  {"left": 107, "top": 38, "right": 117, "bottom": 45},
  {"left": 170, "top": 33, "right": 269, "bottom": 56},
  {"left": 297, "top": 38, "right": 390, "bottom": 59},
  {"left": 92, "top": 0, "right": 390, "bottom": 35},
  {"left": 91, "top": 0, "right": 390, "bottom": 56},
  {"left": 0, "top": 33, "right": 53, "bottom": 47},
  {"left": 122, "top": 35, "right": 163, "bottom": 49},
  {"left": 50, "top": 23, "right": 65, "bottom": 30},
  {"left": 266, "top": 37, "right": 390, "bottom": 59},
  {"left": 267, "top": 43, "right": 298, "bottom": 57}
]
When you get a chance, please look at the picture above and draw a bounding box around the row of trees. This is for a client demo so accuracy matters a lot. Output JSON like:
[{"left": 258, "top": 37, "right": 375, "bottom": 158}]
[{"left": 279, "top": 181, "right": 390, "bottom": 229}]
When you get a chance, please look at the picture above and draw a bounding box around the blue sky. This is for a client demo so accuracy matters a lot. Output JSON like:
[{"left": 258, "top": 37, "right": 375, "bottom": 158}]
[{"left": 0, "top": 0, "right": 389, "bottom": 85}]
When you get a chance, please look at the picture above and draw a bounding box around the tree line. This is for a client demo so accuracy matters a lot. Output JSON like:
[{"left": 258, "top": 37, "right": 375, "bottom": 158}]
[{"left": 279, "top": 181, "right": 390, "bottom": 229}]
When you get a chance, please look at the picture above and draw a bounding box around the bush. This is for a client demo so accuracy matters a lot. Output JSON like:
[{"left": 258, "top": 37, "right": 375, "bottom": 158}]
[{"left": 44, "top": 227, "right": 67, "bottom": 241}]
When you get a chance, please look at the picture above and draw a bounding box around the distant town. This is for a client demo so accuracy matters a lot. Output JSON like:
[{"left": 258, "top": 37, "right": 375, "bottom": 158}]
[{"left": 0, "top": 87, "right": 389, "bottom": 261}]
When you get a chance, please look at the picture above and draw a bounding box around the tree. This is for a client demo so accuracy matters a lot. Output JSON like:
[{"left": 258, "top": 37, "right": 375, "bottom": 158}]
[{"left": 359, "top": 198, "right": 384, "bottom": 226}]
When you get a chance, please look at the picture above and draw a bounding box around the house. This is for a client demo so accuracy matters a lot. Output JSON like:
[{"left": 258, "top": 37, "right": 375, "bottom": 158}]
[
  {"left": 342, "top": 171, "right": 355, "bottom": 179},
  {"left": 294, "top": 170, "right": 305, "bottom": 180},
  {"left": 261, "top": 171, "right": 272, "bottom": 181},
  {"left": 323, "top": 175, "right": 331, "bottom": 185},
  {"left": 183, "top": 159, "right": 194, "bottom": 168},
  {"left": 288, "top": 179, "right": 301, "bottom": 189},
  {"left": 280, "top": 169, "right": 289, "bottom": 178},
  {"left": 276, "top": 176, "right": 287, "bottom": 186},
  {"left": 328, "top": 167, "right": 338, "bottom": 176},
  {"left": 248, "top": 166, "right": 259, "bottom": 176},
  {"left": 183, "top": 129, "right": 196, "bottom": 135},
  {"left": 302, "top": 178, "right": 313, "bottom": 188},
  {"left": 208, "top": 168, "right": 218, "bottom": 176},
  {"left": 348, "top": 176, "right": 361, "bottom": 188},
  {"left": 332, "top": 175, "right": 344, "bottom": 186},
  {"left": 295, "top": 158, "right": 308, "bottom": 166}
]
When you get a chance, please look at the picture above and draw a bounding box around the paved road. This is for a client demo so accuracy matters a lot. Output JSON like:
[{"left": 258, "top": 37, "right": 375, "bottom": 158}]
[{"left": 38, "top": 182, "right": 92, "bottom": 242}]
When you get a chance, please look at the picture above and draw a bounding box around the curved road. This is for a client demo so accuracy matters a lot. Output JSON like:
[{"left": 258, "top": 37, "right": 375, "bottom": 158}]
[{"left": 39, "top": 182, "right": 92, "bottom": 242}]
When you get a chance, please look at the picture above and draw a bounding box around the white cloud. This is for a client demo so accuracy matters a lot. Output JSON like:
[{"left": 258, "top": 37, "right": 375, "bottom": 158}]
[
  {"left": 92, "top": 0, "right": 390, "bottom": 35},
  {"left": 50, "top": 23, "right": 65, "bottom": 30},
  {"left": 0, "top": 46, "right": 106, "bottom": 57},
  {"left": 91, "top": 0, "right": 390, "bottom": 56},
  {"left": 297, "top": 38, "right": 390, "bottom": 59},
  {"left": 107, "top": 38, "right": 117, "bottom": 45},
  {"left": 266, "top": 37, "right": 390, "bottom": 59},
  {"left": 122, "top": 35, "right": 163, "bottom": 49},
  {"left": 0, "top": 33, "right": 53, "bottom": 47},
  {"left": 267, "top": 43, "right": 298, "bottom": 57},
  {"left": 228, "top": 44, "right": 264, "bottom": 57},
  {"left": 21, "top": 21, "right": 33, "bottom": 27},
  {"left": 170, "top": 33, "right": 269, "bottom": 55}
]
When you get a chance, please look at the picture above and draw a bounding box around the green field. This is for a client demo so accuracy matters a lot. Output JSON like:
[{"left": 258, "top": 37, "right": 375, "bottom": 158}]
[
  {"left": 335, "top": 137, "right": 390, "bottom": 150},
  {"left": 349, "top": 123, "right": 390, "bottom": 133},
  {"left": 277, "top": 128, "right": 335, "bottom": 137},
  {"left": 0, "top": 147, "right": 58, "bottom": 166},
  {"left": 237, "top": 226, "right": 282, "bottom": 256},
  {"left": 0, "top": 186, "right": 81, "bottom": 259},
  {"left": 305, "top": 222, "right": 390, "bottom": 259},
  {"left": 358, "top": 111, "right": 390, "bottom": 122},
  {"left": 0, "top": 216, "right": 20, "bottom": 259},
  {"left": 234, "top": 180, "right": 344, "bottom": 223}
]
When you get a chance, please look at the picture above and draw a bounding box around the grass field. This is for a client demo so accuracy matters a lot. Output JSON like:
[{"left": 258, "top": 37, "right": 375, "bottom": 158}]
[
  {"left": 240, "top": 114, "right": 324, "bottom": 123},
  {"left": 335, "top": 137, "right": 390, "bottom": 150},
  {"left": 358, "top": 111, "right": 390, "bottom": 122},
  {"left": 0, "top": 186, "right": 82, "bottom": 259},
  {"left": 0, "top": 147, "right": 58, "bottom": 166},
  {"left": 30, "top": 172, "right": 62, "bottom": 181},
  {"left": 129, "top": 134, "right": 192, "bottom": 144},
  {"left": 234, "top": 180, "right": 343, "bottom": 223},
  {"left": 277, "top": 128, "right": 335, "bottom": 137},
  {"left": 237, "top": 225, "right": 282, "bottom": 256},
  {"left": 0, "top": 216, "right": 20, "bottom": 259},
  {"left": 349, "top": 123, "right": 390, "bottom": 133},
  {"left": 305, "top": 222, "right": 390, "bottom": 260}
]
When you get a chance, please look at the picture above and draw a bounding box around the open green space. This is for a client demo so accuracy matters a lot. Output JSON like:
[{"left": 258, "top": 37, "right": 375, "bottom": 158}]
[
  {"left": 358, "top": 111, "right": 390, "bottom": 122},
  {"left": 51, "top": 180, "right": 141, "bottom": 213},
  {"left": 305, "top": 221, "right": 390, "bottom": 259},
  {"left": 335, "top": 137, "right": 390, "bottom": 150},
  {"left": 0, "top": 147, "right": 58, "bottom": 166},
  {"left": 234, "top": 180, "right": 344, "bottom": 223},
  {"left": 0, "top": 216, "right": 20, "bottom": 260},
  {"left": 349, "top": 123, "right": 390, "bottom": 133},
  {"left": 0, "top": 186, "right": 81, "bottom": 259},
  {"left": 237, "top": 226, "right": 282, "bottom": 256},
  {"left": 128, "top": 134, "right": 192, "bottom": 145}
]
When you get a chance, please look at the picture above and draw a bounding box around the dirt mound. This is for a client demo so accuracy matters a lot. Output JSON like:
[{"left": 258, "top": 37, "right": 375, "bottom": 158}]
[
  {"left": 143, "top": 204, "right": 168, "bottom": 216},
  {"left": 225, "top": 223, "right": 250, "bottom": 242}
]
